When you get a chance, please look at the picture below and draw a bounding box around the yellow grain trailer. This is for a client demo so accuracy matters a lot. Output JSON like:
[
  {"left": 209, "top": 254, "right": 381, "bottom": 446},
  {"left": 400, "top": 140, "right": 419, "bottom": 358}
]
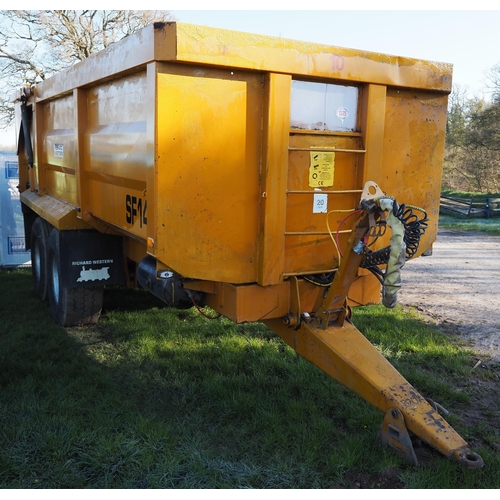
[{"left": 14, "top": 22, "right": 483, "bottom": 468}]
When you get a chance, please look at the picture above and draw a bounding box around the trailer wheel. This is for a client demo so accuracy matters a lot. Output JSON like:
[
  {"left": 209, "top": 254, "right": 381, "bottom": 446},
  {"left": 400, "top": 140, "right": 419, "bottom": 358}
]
[
  {"left": 47, "top": 228, "right": 103, "bottom": 326},
  {"left": 31, "top": 217, "right": 50, "bottom": 301}
]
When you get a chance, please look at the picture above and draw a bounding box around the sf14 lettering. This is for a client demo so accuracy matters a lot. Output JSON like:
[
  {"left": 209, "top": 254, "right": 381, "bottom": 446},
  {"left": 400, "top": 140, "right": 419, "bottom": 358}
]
[{"left": 126, "top": 194, "right": 148, "bottom": 228}]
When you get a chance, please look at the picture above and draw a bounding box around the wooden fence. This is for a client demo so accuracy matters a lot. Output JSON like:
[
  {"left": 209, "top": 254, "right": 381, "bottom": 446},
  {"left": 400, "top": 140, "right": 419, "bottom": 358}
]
[{"left": 440, "top": 195, "right": 500, "bottom": 218}]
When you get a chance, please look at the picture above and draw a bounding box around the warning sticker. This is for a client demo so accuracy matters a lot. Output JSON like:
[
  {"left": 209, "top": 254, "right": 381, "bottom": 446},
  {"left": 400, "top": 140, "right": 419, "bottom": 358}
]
[{"left": 309, "top": 151, "right": 335, "bottom": 188}]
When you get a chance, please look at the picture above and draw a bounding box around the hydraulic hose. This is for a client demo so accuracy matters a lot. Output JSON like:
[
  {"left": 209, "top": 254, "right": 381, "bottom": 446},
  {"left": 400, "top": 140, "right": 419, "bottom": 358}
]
[
  {"left": 378, "top": 198, "right": 406, "bottom": 308},
  {"left": 359, "top": 198, "right": 428, "bottom": 308}
]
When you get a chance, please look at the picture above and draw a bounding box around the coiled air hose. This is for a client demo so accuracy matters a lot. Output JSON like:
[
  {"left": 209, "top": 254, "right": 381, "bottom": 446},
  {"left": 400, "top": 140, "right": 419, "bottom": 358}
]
[
  {"left": 361, "top": 198, "right": 429, "bottom": 307},
  {"left": 303, "top": 197, "right": 428, "bottom": 306}
]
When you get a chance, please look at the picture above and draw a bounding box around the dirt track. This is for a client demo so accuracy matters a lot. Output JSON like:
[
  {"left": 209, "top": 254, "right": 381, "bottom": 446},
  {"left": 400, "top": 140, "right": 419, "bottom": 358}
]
[{"left": 398, "top": 229, "right": 500, "bottom": 363}]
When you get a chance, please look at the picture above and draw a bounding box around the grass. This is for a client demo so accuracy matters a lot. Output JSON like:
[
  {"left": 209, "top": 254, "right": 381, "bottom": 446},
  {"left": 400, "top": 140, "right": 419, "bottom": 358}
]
[
  {"left": 1, "top": 268, "right": 499, "bottom": 488},
  {"left": 439, "top": 189, "right": 500, "bottom": 235},
  {"left": 439, "top": 214, "right": 500, "bottom": 235},
  {"left": 440, "top": 190, "right": 500, "bottom": 235},
  {"left": 441, "top": 190, "right": 500, "bottom": 201}
]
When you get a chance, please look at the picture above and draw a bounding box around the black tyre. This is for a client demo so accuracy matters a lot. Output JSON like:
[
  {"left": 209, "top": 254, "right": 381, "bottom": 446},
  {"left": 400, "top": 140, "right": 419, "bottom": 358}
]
[
  {"left": 47, "top": 228, "right": 103, "bottom": 326},
  {"left": 31, "top": 217, "right": 50, "bottom": 301}
]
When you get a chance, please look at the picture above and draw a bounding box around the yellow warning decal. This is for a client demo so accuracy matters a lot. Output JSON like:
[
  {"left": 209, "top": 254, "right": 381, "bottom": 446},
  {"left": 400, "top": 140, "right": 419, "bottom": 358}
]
[{"left": 309, "top": 151, "right": 335, "bottom": 188}]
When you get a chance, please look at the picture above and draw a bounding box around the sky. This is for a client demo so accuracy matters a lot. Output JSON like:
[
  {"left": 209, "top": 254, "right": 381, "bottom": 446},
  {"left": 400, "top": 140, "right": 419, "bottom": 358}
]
[
  {"left": 2, "top": 6, "right": 499, "bottom": 147},
  {"left": 169, "top": 9, "right": 500, "bottom": 97}
]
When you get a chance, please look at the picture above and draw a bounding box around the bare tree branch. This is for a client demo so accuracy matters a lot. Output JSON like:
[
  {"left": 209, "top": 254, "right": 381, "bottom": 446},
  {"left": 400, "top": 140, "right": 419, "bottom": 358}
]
[{"left": 0, "top": 10, "right": 174, "bottom": 129}]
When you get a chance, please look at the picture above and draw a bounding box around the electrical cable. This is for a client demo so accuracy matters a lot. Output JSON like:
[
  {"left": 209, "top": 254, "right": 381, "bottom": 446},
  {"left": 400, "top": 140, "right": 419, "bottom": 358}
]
[
  {"left": 302, "top": 271, "right": 337, "bottom": 287},
  {"left": 186, "top": 290, "right": 222, "bottom": 319},
  {"left": 335, "top": 209, "right": 364, "bottom": 258},
  {"left": 302, "top": 199, "right": 427, "bottom": 289},
  {"left": 303, "top": 209, "right": 362, "bottom": 287}
]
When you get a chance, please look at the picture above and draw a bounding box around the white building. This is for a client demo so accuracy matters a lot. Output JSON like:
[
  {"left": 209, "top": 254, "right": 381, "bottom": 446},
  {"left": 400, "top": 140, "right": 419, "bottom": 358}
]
[{"left": 0, "top": 150, "right": 31, "bottom": 267}]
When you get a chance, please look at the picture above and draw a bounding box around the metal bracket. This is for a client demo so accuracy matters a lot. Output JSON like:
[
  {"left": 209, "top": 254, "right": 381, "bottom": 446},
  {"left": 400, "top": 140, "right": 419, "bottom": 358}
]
[
  {"left": 283, "top": 276, "right": 301, "bottom": 329},
  {"left": 316, "top": 300, "right": 351, "bottom": 329},
  {"left": 361, "top": 180, "right": 385, "bottom": 201},
  {"left": 376, "top": 407, "right": 419, "bottom": 466}
]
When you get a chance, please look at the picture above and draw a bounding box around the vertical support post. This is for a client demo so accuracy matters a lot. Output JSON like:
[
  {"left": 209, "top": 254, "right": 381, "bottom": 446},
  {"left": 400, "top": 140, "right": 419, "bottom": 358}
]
[
  {"left": 258, "top": 73, "right": 291, "bottom": 286},
  {"left": 33, "top": 90, "right": 45, "bottom": 194},
  {"left": 74, "top": 88, "right": 89, "bottom": 216},
  {"left": 146, "top": 62, "right": 158, "bottom": 254},
  {"left": 360, "top": 84, "right": 387, "bottom": 183},
  {"left": 355, "top": 84, "right": 388, "bottom": 305}
]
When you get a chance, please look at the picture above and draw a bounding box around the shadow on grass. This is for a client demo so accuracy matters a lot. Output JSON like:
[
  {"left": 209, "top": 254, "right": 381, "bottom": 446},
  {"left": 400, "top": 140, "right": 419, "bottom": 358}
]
[{"left": 1, "top": 269, "right": 498, "bottom": 488}]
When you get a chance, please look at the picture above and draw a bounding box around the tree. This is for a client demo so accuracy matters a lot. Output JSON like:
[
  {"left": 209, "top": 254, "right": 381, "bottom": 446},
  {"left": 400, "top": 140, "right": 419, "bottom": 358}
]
[
  {"left": 484, "top": 62, "right": 500, "bottom": 105},
  {"left": 444, "top": 86, "right": 485, "bottom": 191},
  {"left": 0, "top": 10, "right": 174, "bottom": 128},
  {"left": 443, "top": 78, "right": 500, "bottom": 193}
]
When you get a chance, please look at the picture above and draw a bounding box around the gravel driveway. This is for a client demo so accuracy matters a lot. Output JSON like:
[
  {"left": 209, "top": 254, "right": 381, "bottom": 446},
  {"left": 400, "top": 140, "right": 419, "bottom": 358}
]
[{"left": 398, "top": 229, "right": 500, "bottom": 363}]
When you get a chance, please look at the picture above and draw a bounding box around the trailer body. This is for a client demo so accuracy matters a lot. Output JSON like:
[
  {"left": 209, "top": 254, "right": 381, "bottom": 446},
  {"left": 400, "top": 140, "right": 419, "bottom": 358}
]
[{"left": 14, "top": 22, "right": 483, "bottom": 467}]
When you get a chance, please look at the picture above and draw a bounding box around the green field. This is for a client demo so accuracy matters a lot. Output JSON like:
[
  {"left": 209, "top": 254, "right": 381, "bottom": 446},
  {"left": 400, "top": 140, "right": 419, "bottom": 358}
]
[
  {"left": 440, "top": 191, "right": 500, "bottom": 236},
  {"left": 439, "top": 214, "right": 500, "bottom": 236},
  {"left": 1, "top": 269, "right": 499, "bottom": 488}
]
